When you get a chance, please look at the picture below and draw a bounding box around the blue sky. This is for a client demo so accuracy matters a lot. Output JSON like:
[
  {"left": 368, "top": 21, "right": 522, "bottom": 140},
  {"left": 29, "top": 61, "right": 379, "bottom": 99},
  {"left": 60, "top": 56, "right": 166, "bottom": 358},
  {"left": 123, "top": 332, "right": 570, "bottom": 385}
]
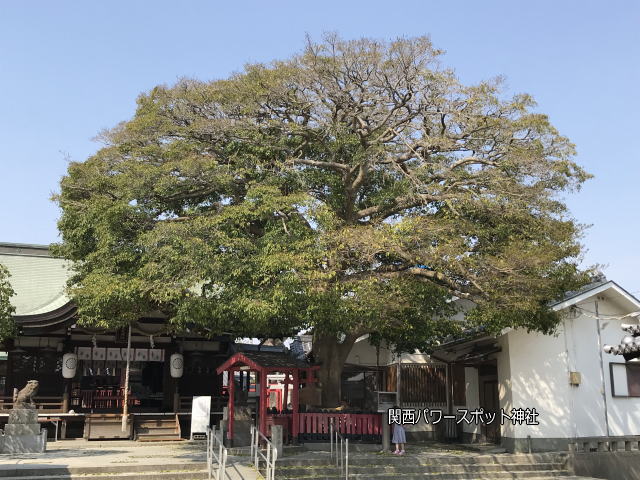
[{"left": 1, "top": 1, "right": 638, "bottom": 293}]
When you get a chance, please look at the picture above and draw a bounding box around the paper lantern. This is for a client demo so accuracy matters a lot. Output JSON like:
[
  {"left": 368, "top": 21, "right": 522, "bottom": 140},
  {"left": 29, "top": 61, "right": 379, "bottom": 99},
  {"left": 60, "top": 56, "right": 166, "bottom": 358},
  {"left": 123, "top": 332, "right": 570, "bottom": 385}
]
[
  {"left": 62, "top": 353, "right": 78, "bottom": 379},
  {"left": 170, "top": 353, "right": 184, "bottom": 378}
]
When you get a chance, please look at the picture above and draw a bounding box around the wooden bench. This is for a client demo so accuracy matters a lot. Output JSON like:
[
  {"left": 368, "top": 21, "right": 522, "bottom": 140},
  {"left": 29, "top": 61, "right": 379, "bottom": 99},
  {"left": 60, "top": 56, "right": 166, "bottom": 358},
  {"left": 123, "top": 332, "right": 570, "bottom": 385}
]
[{"left": 37, "top": 417, "right": 62, "bottom": 440}]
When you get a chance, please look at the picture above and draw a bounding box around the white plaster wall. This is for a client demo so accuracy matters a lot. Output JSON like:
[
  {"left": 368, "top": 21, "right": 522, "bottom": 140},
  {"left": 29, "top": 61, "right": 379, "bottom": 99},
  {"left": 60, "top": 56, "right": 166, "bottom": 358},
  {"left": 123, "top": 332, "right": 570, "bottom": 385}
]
[
  {"left": 562, "top": 302, "right": 607, "bottom": 438},
  {"left": 558, "top": 296, "right": 640, "bottom": 439},
  {"left": 591, "top": 298, "right": 640, "bottom": 437},
  {"left": 345, "top": 338, "right": 434, "bottom": 367},
  {"left": 499, "top": 294, "right": 640, "bottom": 441},
  {"left": 504, "top": 328, "right": 573, "bottom": 440},
  {"left": 399, "top": 352, "right": 433, "bottom": 364},
  {"left": 345, "top": 338, "right": 393, "bottom": 366}
]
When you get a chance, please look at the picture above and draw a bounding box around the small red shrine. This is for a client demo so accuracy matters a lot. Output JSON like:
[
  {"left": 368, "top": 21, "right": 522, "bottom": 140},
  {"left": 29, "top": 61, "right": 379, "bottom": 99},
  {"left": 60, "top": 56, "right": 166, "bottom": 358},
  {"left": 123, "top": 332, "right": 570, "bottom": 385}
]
[{"left": 216, "top": 351, "right": 320, "bottom": 441}]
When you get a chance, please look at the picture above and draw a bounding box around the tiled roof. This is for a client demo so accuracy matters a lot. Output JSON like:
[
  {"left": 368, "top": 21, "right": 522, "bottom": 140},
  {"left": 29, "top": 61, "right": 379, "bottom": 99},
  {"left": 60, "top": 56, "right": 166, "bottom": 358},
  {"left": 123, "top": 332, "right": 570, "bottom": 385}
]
[
  {"left": 241, "top": 351, "right": 314, "bottom": 369},
  {"left": 550, "top": 275, "right": 609, "bottom": 307}
]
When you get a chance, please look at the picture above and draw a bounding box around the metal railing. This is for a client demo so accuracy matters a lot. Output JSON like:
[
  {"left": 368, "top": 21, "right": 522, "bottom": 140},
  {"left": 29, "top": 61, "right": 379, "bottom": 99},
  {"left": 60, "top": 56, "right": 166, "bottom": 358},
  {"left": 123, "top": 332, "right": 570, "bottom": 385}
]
[
  {"left": 206, "top": 426, "right": 228, "bottom": 480},
  {"left": 330, "top": 419, "right": 349, "bottom": 479},
  {"left": 250, "top": 424, "right": 278, "bottom": 480}
]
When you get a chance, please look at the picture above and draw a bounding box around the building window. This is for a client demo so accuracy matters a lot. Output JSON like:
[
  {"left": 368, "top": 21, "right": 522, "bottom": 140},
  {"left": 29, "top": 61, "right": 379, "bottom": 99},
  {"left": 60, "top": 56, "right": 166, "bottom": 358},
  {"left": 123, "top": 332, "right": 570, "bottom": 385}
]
[
  {"left": 628, "top": 365, "right": 640, "bottom": 396},
  {"left": 610, "top": 362, "right": 640, "bottom": 397}
]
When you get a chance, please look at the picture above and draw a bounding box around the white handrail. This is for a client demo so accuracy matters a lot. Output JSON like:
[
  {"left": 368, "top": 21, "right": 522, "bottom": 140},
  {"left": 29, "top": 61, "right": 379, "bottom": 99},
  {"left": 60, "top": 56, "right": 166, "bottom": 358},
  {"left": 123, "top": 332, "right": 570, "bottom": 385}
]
[
  {"left": 329, "top": 419, "right": 349, "bottom": 479},
  {"left": 250, "top": 424, "right": 278, "bottom": 480},
  {"left": 206, "top": 426, "right": 228, "bottom": 480}
]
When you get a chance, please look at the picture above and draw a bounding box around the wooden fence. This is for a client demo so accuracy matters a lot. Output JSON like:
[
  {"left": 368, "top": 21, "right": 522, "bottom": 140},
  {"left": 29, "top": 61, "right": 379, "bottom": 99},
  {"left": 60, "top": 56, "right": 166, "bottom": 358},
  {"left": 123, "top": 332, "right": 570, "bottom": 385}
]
[
  {"left": 297, "top": 412, "right": 382, "bottom": 441},
  {"left": 0, "top": 396, "right": 64, "bottom": 413},
  {"left": 390, "top": 363, "right": 448, "bottom": 407}
]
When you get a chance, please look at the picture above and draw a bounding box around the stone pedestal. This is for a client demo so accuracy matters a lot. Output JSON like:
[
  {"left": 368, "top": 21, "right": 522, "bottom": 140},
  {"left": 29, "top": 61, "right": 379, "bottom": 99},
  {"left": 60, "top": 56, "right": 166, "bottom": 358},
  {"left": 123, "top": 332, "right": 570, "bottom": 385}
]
[
  {"left": 2, "top": 407, "right": 46, "bottom": 454},
  {"left": 382, "top": 421, "right": 390, "bottom": 451}
]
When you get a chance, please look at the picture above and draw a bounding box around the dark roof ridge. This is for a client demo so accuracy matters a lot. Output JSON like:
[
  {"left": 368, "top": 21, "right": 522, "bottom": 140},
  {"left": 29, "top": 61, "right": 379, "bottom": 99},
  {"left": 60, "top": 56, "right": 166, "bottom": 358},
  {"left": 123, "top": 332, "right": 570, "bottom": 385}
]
[{"left": 0, "top": 242, "right": 52, "bottom": 257}]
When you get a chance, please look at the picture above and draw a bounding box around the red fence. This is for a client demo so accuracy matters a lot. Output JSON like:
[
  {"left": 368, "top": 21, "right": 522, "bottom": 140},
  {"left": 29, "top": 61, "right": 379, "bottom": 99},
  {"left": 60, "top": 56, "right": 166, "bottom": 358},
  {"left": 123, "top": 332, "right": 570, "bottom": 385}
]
[
  {"left": 79, "top": 389, "right": 140, "bottom": 410},
  {"left": 297, "top": 413, "right": 382, "bottom": 440}
]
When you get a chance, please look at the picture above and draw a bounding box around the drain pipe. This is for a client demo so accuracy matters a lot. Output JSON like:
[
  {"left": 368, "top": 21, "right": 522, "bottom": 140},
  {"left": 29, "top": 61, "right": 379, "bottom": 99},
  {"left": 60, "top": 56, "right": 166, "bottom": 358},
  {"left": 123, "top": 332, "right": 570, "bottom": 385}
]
[{"left": 595, "top": 299, "right": 611, "bottom": 437}]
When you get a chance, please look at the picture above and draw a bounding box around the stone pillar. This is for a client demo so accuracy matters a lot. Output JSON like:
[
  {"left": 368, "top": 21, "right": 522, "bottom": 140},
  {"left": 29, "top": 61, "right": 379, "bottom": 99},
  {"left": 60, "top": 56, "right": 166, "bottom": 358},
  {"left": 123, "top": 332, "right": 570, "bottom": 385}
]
[
  {"left": 271, "top": 425, "right": 283, "bottom": 459},
  {"left": 219, "top": 406, "right": 228, "bottom": 440},
  {"left": 382, "top": 420, "right": 390, "bottom": 451}
]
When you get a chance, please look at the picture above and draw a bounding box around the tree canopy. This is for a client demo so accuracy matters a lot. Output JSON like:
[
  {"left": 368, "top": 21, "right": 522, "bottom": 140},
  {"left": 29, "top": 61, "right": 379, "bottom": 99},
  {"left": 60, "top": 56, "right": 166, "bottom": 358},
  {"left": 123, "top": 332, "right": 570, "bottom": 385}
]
[
  {"left": 0, "top": 264, "right": 16, "bottom": 341},
  {"left": 54, "top": 35, "right": 591, "bottom": 404}
]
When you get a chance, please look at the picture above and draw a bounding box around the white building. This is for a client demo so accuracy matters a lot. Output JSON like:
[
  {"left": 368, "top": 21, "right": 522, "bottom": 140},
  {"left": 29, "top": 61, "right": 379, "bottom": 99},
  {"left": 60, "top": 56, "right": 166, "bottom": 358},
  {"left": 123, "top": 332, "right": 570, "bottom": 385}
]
[{"left": 426, "top": 279, "right": 640, "bottom": 452}]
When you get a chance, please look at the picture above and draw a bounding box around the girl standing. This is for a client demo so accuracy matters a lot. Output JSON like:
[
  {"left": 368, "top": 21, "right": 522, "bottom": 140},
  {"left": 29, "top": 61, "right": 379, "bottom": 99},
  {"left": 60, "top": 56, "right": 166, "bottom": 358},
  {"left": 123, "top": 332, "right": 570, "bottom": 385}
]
[{"left": 391, "top": 406, "right": 406, "bottom": 455}]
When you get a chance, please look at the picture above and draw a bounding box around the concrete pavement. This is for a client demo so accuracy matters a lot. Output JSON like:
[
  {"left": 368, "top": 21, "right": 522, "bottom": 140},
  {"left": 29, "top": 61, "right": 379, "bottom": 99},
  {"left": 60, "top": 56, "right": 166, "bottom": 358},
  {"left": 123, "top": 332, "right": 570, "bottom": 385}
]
[{"left": 0, "top": 440, "right": 259, "bottom": 480}]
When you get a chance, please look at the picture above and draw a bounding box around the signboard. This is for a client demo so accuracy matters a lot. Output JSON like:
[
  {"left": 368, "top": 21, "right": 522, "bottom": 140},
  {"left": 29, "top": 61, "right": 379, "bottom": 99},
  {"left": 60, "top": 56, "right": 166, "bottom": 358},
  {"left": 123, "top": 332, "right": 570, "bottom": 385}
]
[
  {"left": 77, "top": 347, "right": 92, "bottom": 360},
  {"left": 121, "top": 348, "right": 134, "bottom": 361},
  {"left": 134, "top": 348, "right": 149, "bottom": 361},
  {"left": 190, "top": 396, "right": 211, "bottom": 439},
  {"left": 92, "top": 347, "right": 106, "bottom": 361},
  {"left": 149, "top": 349, "right": 164, "bottom": 362}
]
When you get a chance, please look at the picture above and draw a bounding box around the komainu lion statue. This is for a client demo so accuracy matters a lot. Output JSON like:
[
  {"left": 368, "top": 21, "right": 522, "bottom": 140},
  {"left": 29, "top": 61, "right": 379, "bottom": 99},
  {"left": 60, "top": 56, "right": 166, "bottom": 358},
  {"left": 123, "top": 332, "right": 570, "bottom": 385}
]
[{"left": 13, "top": 380, "right": 39, "bottom": 409}]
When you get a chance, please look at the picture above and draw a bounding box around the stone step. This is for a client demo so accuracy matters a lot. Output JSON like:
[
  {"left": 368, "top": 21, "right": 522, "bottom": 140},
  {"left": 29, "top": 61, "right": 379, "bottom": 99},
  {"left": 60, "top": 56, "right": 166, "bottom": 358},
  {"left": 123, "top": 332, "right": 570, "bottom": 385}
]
[
  {"left": 229, "top": 445, "right": 306, "bottom": 456},
  {"left": 277, "top": 452, "right": 569, "bottom": 467},
  {"left": 136, "top": 436, "right": 184, "bottom": 442},
  {"left": 276, "top": 462, "right": 568, "bottom": 477},
  {"left": 136, "top": 425, "right": 178, "bottom": 431},
  {"left": 134, "top": 417, "right": 180, "bottom": 441},
  {"left": 0, "top": 463, "right": 206, "bottom": 477},
  {"left": 0, "top": 471, "right": 208, "bottom": 480},
  {"left": 275, "top": 471, "right": 573, "bottom": 480}
]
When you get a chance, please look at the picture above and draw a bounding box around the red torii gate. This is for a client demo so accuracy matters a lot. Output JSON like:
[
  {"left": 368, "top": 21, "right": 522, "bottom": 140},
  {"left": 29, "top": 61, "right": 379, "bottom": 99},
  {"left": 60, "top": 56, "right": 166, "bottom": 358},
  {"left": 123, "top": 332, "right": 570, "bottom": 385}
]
[{"left": 216, "top": 351, "right": 319, "bottom": 442}]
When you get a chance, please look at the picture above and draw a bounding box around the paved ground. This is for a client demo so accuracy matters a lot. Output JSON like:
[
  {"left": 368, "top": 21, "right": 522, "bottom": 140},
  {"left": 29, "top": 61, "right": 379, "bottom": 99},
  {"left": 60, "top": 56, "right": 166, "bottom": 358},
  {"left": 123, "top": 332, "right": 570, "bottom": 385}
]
[{"left": 0, "top": 440, "right": 259, "bottom": 480}]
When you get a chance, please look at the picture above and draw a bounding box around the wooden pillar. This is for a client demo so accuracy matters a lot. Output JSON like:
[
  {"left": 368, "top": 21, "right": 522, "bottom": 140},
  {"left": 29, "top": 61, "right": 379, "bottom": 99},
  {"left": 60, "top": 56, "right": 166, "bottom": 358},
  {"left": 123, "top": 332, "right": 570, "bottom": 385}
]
[
  {"left": 172, "top": 353, "right": 180, "bottom": 413},
  {"left": 396, "top": 361, "right": 402, "bottom": 407},
  {"left": 259, "top": 370, "right": 267, "bottom": 435},
  {"left": 445, "top": 363, "right": 452, "bottom": 415},
  {"left": 173, "top": 390, "right": 180, "bottom": 413},
  {"left": 228, "top": 368, "right": 235, "bottom": 440},
  {"left": 122, "top": 324, "right": 132, "bottom": 433},
  {"left": 292, "top": 368, "right": 299, "bottom": 441},
  {"left": 62, "top": 379, "right": 70, "bottom": 413}
]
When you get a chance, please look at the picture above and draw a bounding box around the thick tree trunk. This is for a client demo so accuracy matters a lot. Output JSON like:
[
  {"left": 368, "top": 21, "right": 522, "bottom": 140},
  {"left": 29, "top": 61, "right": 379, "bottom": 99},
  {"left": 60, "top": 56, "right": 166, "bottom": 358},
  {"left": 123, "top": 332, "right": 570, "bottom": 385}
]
[{"left": 312, "top": 331, "right": 358, "bottom": 407}]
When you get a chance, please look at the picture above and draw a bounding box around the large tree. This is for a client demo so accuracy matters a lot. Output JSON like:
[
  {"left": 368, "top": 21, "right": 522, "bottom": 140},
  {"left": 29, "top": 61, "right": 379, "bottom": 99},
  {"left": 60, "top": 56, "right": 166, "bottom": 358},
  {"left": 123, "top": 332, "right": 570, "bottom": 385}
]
[
  {"left": 54, "top": 35, "right": 591, "bottom": 406},
  {"left": 0, "top": 264, "right": 16, "bottom": 341}
]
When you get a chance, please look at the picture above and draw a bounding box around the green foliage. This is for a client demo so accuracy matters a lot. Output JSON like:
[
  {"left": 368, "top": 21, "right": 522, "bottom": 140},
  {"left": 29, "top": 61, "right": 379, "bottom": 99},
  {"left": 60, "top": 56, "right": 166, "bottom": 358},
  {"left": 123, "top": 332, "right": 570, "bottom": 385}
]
[
  {"left": 53, "top": 35, "right": 592, "bottom": 354},
  {"left": 0, "top": 264, "right": 17, "bottom": 341}
]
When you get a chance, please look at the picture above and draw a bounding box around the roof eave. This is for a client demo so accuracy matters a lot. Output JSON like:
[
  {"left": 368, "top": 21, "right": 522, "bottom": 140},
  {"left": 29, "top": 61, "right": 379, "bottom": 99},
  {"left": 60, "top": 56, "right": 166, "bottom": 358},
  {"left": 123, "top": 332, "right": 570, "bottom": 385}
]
[{"left": 551, "top": 281, "right": 640, "bottom": 312}]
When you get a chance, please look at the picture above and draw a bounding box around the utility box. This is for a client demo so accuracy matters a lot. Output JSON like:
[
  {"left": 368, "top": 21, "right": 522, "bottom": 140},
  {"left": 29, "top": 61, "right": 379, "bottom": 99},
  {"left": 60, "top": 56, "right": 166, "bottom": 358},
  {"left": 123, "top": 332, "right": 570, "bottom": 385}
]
[{"left": 569, "top": 371, "right": 581, "bottom": 386}]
